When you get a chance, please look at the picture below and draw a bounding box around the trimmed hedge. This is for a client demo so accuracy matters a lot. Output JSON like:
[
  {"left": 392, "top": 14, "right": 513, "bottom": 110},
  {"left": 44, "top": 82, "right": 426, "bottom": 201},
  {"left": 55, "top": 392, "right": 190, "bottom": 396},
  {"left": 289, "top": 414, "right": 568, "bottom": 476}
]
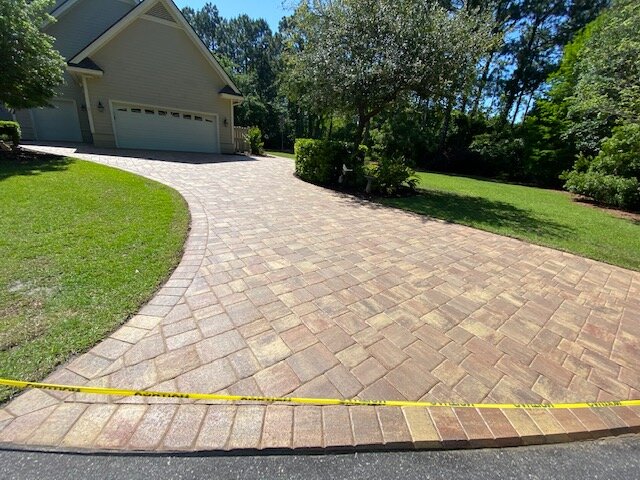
[
  {"left": 294, "top": 138, "right": 362, "bottom": 186},
  {"left": 564, "top": 171, "right": 640, "bottom": 210},
  {"left": 0, "top": 121, "right": 20, "bottom": 148}
]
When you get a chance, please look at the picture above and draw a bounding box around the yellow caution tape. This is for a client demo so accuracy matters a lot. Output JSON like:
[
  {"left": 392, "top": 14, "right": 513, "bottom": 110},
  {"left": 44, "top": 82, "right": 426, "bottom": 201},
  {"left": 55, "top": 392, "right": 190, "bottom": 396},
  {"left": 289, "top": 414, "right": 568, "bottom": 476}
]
[{"left": 1, "top": 378, "right": 638, "bottom": 409}]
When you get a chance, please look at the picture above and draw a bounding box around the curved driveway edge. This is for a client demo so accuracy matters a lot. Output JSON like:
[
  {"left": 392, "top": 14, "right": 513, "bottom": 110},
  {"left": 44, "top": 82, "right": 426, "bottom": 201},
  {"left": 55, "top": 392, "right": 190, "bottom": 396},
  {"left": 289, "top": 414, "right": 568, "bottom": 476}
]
[{"left": 1, "top": 144, "right": 639, "bottom": 452}]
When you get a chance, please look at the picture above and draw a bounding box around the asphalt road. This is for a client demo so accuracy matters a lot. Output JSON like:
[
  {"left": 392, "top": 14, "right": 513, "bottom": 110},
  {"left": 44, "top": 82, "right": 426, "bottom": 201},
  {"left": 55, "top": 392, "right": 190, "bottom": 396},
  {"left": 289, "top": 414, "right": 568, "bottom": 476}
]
[{"left": 2, "top": 435, "right": 639, "bottom": 480}]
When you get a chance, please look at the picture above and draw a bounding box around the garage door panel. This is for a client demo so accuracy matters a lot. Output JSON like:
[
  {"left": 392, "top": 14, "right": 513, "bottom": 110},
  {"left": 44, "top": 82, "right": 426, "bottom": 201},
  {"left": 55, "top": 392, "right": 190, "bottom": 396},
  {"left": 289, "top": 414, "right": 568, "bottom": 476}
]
[
  {"left": 113, "top": 104, "right": 219, "bottom": 153},
  {"left": 32, "top": 100, "right": 83, "bottom": 142}
]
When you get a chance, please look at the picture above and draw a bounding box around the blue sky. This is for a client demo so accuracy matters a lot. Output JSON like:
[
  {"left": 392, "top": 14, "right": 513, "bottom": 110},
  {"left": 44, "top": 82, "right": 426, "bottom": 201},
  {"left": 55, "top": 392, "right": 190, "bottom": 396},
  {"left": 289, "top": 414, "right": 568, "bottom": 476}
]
[{"left": 174, "top": 0, "right": 292, "bottom": 31}]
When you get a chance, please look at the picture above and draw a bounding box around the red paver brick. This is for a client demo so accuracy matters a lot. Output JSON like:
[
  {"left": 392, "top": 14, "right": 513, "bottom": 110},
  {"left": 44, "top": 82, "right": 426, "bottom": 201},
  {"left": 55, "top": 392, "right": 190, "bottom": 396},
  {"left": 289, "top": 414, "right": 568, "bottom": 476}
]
[
  {"left": 281, "top": 324, "right": 318, "bottom": 352},
  {"left": 227, "top": 406, "right": 265, "bottom": 450},
  {"left": 479, "top": 409, "right": 522, "bottom": 447},
  {"left": 430, "top": 408, "right": 468, "bottom": 448},
  {"left": 196, "top": 405, "right": 236, "bottom": 450},
  {"left": 61, "top": 405, "right": 117, "bottom": 447},
  {"left": 0, "top": 406, "right": 58, "bottom": 444},
  {"left": 162, "top": 405, "right": 207, "bottom": 450},
  {"left": 260, "top": 405, "right": 293, "bottom": 449},
  {"left": 287, "top": 343, "right": 337, "bottom": 382},
  {"left": 454, "top": 408, "right": 495, "bottom": 448},
  {"left": 27, "top": 403, "right": 87, "bottom": 446},
  {"left": 350, "top": 406, "right": 383, "bottom": 446},
  {"left": 128, "top": 405, "right": 177, "bottom": 450},
  {"left": 94, "top": 405, "right": 147, "bottom": 449},
  {"left": 318, "top": 326, "right": 355, "bottom": 353},
  {"left": 247, "top": 330, "right": 292, "bottom": 368},
  {"left": 549, "top": 409, "right": 593, "bottom": 441},
  {"left": 352, "top": 357, "right": 387, "bottom": 387},
  {"left": 293, "top": 406, "right": 322, "bottom": 449},
  {"left": 377, "top": 407, "right": 412, "bottom": 447},
  {"left": 254, "top": 361, "right": 300, "bottom": 397},
  {"left": 322, "top": 406, "right": 354, "bottom": 448},
  {"left": 196, "top": 330, "right": 246, "bottom": 363}
]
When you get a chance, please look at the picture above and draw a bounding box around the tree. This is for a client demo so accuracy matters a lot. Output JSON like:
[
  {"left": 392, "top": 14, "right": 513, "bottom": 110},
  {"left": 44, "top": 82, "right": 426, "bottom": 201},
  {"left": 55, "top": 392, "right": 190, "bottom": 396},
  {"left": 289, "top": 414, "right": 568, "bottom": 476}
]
[
  {"left": 283, "top": 0, "right": 494, "bottom": 148},
  {"left": 561, "top": 0, "right": 640, "bottom": 209},
  {"left": 0, "top": 0, "right": 65, "bottom": 110}
]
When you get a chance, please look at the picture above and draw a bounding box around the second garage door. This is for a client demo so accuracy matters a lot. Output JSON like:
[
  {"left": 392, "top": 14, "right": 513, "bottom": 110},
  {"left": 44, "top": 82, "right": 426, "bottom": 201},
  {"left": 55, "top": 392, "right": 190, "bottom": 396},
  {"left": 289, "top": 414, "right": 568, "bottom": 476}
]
[
  {"left": 32, "top": 99, "right": 83, "bottom": 142},
  {"left": 113, "top": 104, "right": 220, "bottom": 153}
]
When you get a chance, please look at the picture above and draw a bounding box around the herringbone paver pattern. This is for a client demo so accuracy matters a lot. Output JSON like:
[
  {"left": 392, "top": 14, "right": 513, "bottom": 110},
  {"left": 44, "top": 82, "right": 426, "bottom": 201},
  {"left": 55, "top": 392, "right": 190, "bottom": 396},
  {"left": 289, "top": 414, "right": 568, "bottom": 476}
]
[{"left": 1, "top": 144, "right": 640, "bottom": 450}]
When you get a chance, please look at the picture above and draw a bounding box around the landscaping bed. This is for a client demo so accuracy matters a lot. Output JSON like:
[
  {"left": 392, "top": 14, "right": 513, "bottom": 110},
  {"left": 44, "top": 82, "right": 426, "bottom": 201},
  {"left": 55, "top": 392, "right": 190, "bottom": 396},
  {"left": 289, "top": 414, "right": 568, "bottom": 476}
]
[{"left": 0, "top": 150, "right": 189, "bottom": 402}]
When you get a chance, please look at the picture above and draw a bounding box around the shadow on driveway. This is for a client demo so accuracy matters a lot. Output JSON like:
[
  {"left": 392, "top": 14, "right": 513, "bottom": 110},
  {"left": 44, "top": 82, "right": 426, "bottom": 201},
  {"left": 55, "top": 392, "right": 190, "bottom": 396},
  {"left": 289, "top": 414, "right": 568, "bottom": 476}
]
[{"left": 21, "top": 142, "right": 258, "bottom": 165}]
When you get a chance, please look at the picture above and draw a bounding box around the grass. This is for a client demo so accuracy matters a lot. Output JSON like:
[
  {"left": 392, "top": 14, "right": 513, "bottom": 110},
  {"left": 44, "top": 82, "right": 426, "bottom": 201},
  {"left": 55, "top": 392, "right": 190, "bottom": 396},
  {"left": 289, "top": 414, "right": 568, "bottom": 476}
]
[
  {"left": 383, "top": 171, "right": 640, "bottom": 271},
  {"left": 0, "top": 152, "right": 189, "bottom": 402},
  {"left": 266, "top": 149, "right": 295, "bottom": 160}
]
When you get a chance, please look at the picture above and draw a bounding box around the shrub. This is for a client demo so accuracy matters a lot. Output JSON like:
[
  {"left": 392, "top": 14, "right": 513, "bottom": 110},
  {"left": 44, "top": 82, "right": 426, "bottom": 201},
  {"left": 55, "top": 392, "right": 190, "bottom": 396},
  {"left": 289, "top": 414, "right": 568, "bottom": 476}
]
[
  {"left": 0, "top": 121, "right": 21, "bottom": 149},
  {"left": 562, "top": 123, "right": 640, "bottom": 210},
  {"left": 366, "top": 156, "right": 417, "bottom": 195},
  {"left": 563, "top": 171, "right": 640, "bottom": 210},
  {"left": 294, "top": 138, "right": 359, "bottom": 185},
  {"left": 246, "top": 126, "right": 264, "bottom": 155},
  {"left": 469, "top": 130, "right": 526, "bottom": 180}
]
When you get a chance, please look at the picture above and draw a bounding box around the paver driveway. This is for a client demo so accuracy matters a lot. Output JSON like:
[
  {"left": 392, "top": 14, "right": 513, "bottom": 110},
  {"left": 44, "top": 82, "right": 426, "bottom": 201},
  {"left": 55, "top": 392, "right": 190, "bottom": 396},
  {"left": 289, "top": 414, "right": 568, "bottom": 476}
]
[{"left": 1, "top": 144, "right": 640, "bottom": 451}]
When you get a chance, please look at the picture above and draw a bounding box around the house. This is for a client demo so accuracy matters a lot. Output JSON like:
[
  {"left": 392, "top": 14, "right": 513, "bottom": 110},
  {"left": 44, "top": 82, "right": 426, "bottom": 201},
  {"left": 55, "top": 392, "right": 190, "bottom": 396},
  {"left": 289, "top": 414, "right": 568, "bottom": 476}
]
[{"left": 14, "top": 0, "right": 243, "bottom": 154}]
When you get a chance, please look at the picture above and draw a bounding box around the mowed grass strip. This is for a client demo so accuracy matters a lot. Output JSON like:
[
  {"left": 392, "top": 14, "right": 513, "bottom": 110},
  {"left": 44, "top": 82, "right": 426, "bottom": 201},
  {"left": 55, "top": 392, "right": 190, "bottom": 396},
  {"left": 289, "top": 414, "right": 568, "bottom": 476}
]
[
  {"left": 266, "top": 150, "right": 295, "bottom": 160},
  {"left": 383, "top": 171, "right": 640, "bottom": 271},
  {"left": 0, "top": 154, "right": 189, "bottom": 402}
]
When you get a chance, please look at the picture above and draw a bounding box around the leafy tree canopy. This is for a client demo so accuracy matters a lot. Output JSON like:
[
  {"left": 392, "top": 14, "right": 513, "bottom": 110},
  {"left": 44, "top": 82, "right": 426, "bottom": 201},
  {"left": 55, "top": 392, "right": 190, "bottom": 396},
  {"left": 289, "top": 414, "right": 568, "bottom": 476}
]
[
  {"left": 282, "top": 0, "right": 495, "bottom": 146},
  {"left": 0, "top": 0, "right": 65, "bottom": 110}
]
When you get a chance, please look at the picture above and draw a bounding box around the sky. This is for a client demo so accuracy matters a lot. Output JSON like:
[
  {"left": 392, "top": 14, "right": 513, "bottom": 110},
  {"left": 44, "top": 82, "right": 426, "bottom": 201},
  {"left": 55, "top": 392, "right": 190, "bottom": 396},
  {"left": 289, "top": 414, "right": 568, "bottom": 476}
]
[{"left": 173, "top": 0, "right": 292, "bottom": 31}]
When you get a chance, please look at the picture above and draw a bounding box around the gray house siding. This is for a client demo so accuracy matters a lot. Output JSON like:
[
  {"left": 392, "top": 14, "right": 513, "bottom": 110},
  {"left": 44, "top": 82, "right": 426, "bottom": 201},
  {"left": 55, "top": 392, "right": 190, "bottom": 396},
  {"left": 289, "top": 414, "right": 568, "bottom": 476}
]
[
  {"left": 88, "top": 16, "right": 235, "bottom": 152},
  {"left": 45, "top": 0, "right": 135, "bottom": 59}
]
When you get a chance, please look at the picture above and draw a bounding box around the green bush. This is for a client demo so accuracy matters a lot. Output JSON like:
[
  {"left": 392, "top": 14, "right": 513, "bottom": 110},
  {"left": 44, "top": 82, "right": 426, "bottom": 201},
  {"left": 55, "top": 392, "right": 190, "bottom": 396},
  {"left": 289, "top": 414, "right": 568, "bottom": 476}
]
[
  {"left": 366, "top": 156, "right": 417, "bottom": 195},
  {"left": 562, "top": 123, "right": 640, "bottom": 210},
  {"left": 469, "top": 130, "right": 526, "bottom": 180},
  {"left": 294, "top": 138, "right": 358, "bottom": 185},
  {"left": 246, "top": 126, "right": 264, "bottom": 155},
  {"left": 0, "top": 121, "right": 21, "bottom": 149},
  {"left": 563, "top": 171, "right": 640, "bottom": 209}
]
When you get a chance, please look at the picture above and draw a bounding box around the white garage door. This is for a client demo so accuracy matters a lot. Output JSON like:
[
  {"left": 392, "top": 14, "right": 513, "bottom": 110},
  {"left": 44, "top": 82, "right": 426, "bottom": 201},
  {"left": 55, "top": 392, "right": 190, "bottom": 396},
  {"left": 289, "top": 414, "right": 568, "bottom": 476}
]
[
  {"left": 32, "top": 99, "right": 82, "bottom": 142},
  {"left": 113, "top": 104, "right": 219, "bottom": 153}
]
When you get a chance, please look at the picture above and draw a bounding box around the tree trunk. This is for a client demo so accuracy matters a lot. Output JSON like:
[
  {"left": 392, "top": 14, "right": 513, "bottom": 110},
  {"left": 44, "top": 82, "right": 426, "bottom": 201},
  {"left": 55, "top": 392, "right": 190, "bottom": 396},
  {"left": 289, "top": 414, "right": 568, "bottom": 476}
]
[
  {"left": 438, "top": 96, "right": 454, "bottom": 156},
  {"left": 511, "top": 89, "right": 526, "bottom": 126},
  {"left": 471, "top": 52, "right": 494, "bottom": 116},
  {"left": 354, "top": 106, "right": 368, "bottom": 149}
]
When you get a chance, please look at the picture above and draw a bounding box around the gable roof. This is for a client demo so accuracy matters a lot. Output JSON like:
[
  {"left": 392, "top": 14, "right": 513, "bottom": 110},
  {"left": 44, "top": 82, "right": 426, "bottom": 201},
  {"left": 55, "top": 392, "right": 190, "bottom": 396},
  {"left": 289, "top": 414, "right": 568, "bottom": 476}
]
[
  {"left": 68, "top": 0, "right": 242, "bottom": 97},
  {"left": 50, "top": 0, "right": 137, "bottom": 20}
]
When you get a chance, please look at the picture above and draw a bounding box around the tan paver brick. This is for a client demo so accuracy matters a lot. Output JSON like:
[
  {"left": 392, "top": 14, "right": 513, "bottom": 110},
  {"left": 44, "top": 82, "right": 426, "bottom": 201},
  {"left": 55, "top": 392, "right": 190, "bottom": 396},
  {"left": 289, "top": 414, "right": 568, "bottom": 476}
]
[
  {"left": 227, "top": 406, "right": 265, "bottom": 450},
  {"left": 196, "top": 405, "right": 236, "bottom": 450},
  {"left": 261, "top": 406, "right": 293, "bottom": 449},
  {"left": 94, "top": 405, "right": 147, "bottom": 449},
  {"left": 162, "top": 405, "right": 207, "bottom": 450}
]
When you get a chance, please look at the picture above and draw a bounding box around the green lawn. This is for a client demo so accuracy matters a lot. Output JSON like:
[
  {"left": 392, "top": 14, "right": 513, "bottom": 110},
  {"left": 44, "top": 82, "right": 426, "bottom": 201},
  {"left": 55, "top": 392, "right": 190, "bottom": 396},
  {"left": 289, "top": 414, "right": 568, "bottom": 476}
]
[
  {"left": 383, "top": 171, "right": 640, "bottom": 271},
  {"left": 266, "top": 149, "right": 295, "bottom": 160},
  {"left": 0, "top": 153, "right": 189, "bottom": 401}
]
